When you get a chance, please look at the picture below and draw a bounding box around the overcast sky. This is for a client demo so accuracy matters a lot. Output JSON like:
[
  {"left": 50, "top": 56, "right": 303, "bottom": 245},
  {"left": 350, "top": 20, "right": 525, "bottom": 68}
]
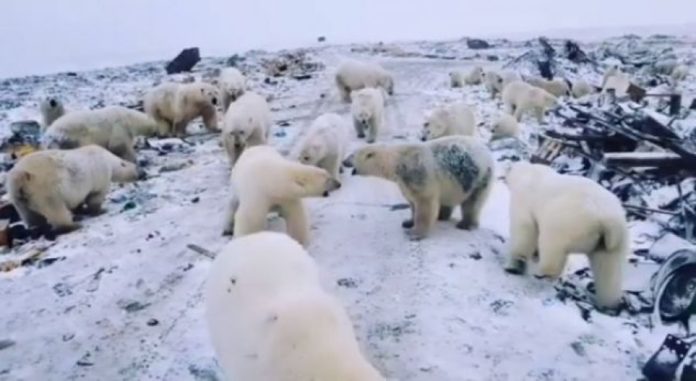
[{"left": 1, "top": 0, "right": 695, "bottom": 78}]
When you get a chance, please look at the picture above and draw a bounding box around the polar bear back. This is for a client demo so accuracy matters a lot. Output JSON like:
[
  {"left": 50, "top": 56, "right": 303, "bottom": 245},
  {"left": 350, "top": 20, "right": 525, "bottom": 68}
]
[
  {"left": 222, "top": 91, "right": 271, "bottom": 135},
  {"left": 205, "top": 232, "right": 384, "bottom": 381}
]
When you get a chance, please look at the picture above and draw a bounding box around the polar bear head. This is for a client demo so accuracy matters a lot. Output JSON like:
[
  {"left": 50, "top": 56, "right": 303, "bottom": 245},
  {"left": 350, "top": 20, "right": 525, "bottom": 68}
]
[
  {"left": 350, "top": 90, "right": 377, "bottom": 125},
  {"left": 421, "top": 109, "right": 449, "bottom": 141},
  {"left": 290, "top": 164, "right": 341, "bottom": 198},
  {"left": 297, "top": 139, "right": 326, "bottom": 168},
  {"left": 343, "top": 145, "right": 395, "bottom": 179},
  {"left": 378, "top": 74, "right": 394, "bottom": 96},
  {"left": 226, "top": 116, "right": 258, "bottom": 148},
  {"left": 189, "top": 82, "right": 220, "bottom": 109}
]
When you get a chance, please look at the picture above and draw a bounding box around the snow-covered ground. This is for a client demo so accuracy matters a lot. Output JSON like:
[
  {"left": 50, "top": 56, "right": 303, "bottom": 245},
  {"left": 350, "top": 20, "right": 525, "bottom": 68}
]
[{"left": 0, "top": 37, "right": 691, "bottom": 380}]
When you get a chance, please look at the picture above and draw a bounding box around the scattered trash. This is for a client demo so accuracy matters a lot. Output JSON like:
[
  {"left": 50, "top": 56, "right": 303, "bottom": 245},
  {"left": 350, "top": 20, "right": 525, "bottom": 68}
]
[
  {"left": 166, "top": 47, "right": 201, "bottom": 75},
  {"left": 187, "top": 243, "right": 215, "bottom": 259},
  {"left": 117, "top": 299, "right": 151, "bottom": 313},
  {"left": 642, "top": 334, "right": 695, "bottom": 381},
  {"left": 121, "top": 201, "right": 137, "bottom": 212},
  {"left": 0, "top": 339, "right": 15, "bottom": 351},
  {"left": 147, "top": 318, "right": 159, "bottom": 326},
  {"left": 337, "top": 278, "right": 358, "bottom": 288},
  {"left": 317, "top": 36, "right": 326, "bottom": 43},
  {"left": 262, "top": 50, "right": 324, "bottom": 78}
]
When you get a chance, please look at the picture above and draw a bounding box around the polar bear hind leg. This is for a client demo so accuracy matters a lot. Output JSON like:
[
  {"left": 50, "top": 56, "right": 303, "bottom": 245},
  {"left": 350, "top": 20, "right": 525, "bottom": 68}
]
[
  {"left": 505, "top": 212, "right": 538, "bottom": 274},
  {"left": 278, "top": 200, "right": 309, "bottom": 246},
  {"left": 588, "top": 250, "right": 624, "bottom": 309}
]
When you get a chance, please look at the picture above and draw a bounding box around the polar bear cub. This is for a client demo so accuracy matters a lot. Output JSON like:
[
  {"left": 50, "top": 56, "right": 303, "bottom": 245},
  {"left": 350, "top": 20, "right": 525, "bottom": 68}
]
[
  {"left": 205, "top": 232, "right": 385, "bottom": 381},
  {"left": 39, "top": 97, "right": 66, "bottom": 129},
  {"left": 6, "top": 145, "right": 140, "bottom": 234},
  {"left": 502, "top": 80, "right": 557, "bottom": 123},
  {"left": 223, "top": 146, "right": 341, "bottom": 246},
  {"left": 294, "top": 113, "right": 349, "bottom": 181},
  {"left": 345, "top": 136, "right": 494, "bottom": 240},
  {"left": 42, "top": 106, "right": 159, "bottom": 163},
  {"left": 221, "top": 91, "right": 272, "bottom": 167},
  {"left": 143, "top": 81, "right": 220, "bottom": 137},
  {"left": 335, "top": 60, "right": 394, "bottom": 102},
  {"left": 217, "top": 67, "right": 247, "bottom": 112},
  {"left": 504, "top": 162, "right": 628, "bottom": 309},
  {"left": 422, "top": 102, "right": 476, "bottom": 141},
  {"left": 351, "top": 88, "right": 386, "bottom": 143}
]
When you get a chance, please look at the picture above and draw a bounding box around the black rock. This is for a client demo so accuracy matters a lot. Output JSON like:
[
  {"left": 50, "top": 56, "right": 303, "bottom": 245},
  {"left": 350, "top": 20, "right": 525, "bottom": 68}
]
[
  {"left": 467, "top": 38, "right": 491, "bottom": 49},
  {"left": 486, "top": 55, "right": 499, "bottom": 61},
  {"left": 147, "top": 318, "right": 159, "bottom": 326},
  {"left": 166, "top": 47, "right": 201, "bottom": 75},
  {"left": 317, "top": 36, "right": 326, "bottom": 42}
]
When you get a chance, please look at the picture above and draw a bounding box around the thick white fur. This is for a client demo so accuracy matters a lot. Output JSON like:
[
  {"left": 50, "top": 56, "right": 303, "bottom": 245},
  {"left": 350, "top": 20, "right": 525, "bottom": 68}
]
[
  {"left": 491, "top": 114, "right": 520, "bottom": 139},
  {"left": 205, "top": 232, "right": 385, "bottom": 381},
  {"left": 6, "top": 145, "right": 139, "bottom": 233},
  {"left": 335, "top": 60, "right": 394, "bottom": 102},
  {"left": 422, "top": 102, "right": 476, "bottom": 140},
  {"left": 294, "top": 113, "right": 349, "bottom": 180},
  {"left": 526, "top": 77, "right": 571, "bottom": 97},
  {"left": 42, "top": 106, "right": 158, "bottom": 163},
  {"left": 571, "top": 79, "right": 595, "bottom": 98},
  {"left": 223, "top": 146, "right": 340, "bottom": 246},
  {"left": 39, "top": 97, "right": 66, "bottom": 129},
  {"left": 218, "top": 67, "right": 247, "bottom": 112},
  {"left": 143, "top": 81, "right": 219, "bottom": 137},
  {"left": 504, "top": 162, "right": 628, "bottom": 309},
  {"left": 484, "top": 70, "right": 520, "bottom": 99},
  {"left": 221, "top": 91, "right": 272, "bottom": 167},
  {"left": 350, "top": 87, "right": 385, "bottom": 143},
  {"left": 502, "top": 80, "right": 557, "bottom": 123}
]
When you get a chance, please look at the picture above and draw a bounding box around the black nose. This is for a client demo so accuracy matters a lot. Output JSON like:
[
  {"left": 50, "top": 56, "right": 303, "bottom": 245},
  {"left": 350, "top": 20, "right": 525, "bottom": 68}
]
[
  {"left": 323, "top": 191, "right": 329, "bottom": 197},
  {"left": 342, "top": 159, "right": 353, "bottom": 167},
  {"left": 351, "top": 168, "right": 357, "bottom": 175},
  {"left": 49, "top": 99, "right": 57, "bottom": 108},
  {"left": 212, "top": 97, "right": 218, "bottom": 105},
  {"left": 420, "top": 136, "right": 427, "bottom": 142}
]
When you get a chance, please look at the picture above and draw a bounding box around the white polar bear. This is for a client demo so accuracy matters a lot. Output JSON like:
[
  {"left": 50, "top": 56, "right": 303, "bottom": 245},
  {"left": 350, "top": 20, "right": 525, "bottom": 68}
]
[
  {"left": 351, "top": 87, "right": 385, "bottom": 143},
  {"left": 345, "top": 136, "right": 494, "bottom": 240},
  {"left": 223, "top": 145, "right": 341, "bottom": 246},
  {"left": 602, "top": 72, "right": 631, "bottom": 97},
  {"left": 39, "top": 97, "right": 66, "bottom": 129},
  {"left": 483, "top": 70, "right": 520, "bottom": 99},
  {"left": 421, "top": 102, "right": 477, "bottom": 141},
  {"left": 671, "top": 65, "right": 689, "bottom": 82},
  {"left": 217, "top": 67, "right": 247, "bottom": 112},
  {"left": 42, "top": 106, "right": 159, "bottom": 163},
  {"left": 490, "top": 114, "right": 520, "bottom": 139},
  {"left": 293, "top": 113, "right": 349, "bottom": 181},
  {"left": 143, "top": 81, "right": 220, "bottom": 137},
  {"left": 205, "top": 232, "right": 385, "bottom": 381},
  {"left": 571, "top": 79, "right": 596, "bottom": 99},
  {"left": 221, "top": 91, "right": 272, "bottom": 167},
  {"left": 502, "top": 80, "right": 557, "bottom": 123},
  {"left": 526, "top": 77, "right": 571, "bottom": 97},
  {"left": 449, "top": 66, "right": 483, "bottom": 87},
  {"left": 6, "top": 145, "right": 140, "bottom": 234},
  {"left": 504, "top": 162, "right": 628, "bottom": 309},
  {"left": 335, "top": 60, "right": 394, "bottom": 102}
]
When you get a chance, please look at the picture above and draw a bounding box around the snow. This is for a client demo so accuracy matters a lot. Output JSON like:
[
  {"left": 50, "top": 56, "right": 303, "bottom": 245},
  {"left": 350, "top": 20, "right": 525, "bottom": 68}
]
[{"left": 0, "top": 38, "right": 683, "bottom": 380}]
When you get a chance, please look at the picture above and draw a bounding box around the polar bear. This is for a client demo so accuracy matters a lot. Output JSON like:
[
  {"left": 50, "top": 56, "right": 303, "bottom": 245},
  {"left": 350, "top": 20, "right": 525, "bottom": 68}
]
[
  {"left": 502, "top": 80, "right": 557, "bottom": 123},
  {"left": 143, "top": 81, "right": 219, "bottom": 137},
  {"left": 351, "top": 88, "right": 385, "bottom": 143},
  {"left": 602, "top": 72, "right": 631, "bottom": 97},
  {"left": 293, "top": 113, "right": 348, "bottom": 181},
  {"left": 223, "top": 145, "right": 341, "bottom": 246},
  {"left": 483, "top": 70, "right": 520, "bottom": 99},
  {"left": 449, "top": 66, "right": 483, "bottom": 87},
  {"left": 421, "top": 102, "right": 476, "bottom": 141},
  {"left": 526, "top": 77, "right": 571, "bottom": 97},
  {"left": 571, "top": 79, "right": 596, "bottom": 98},
  {"left": 344, "top": 136, "right": 494, "bottom": 240},
  {"left": 6, "top": 145, "right": 140, "bottom": 234},
  {"left": 39, "top": 97, "right": 66, "bottom": 129},
  {"left": 601, "top": 65, "right": 623, "bottom": 89},
  {"left": 335, "top": 60, "right": 394, "bottom": 102},
  {"left": 221, "top": 91, "right": 272, "bottom": 167},
  {"left": 504, "top": 161, "right": 628, "bottom": 309},
  {"left": 490, "top": 114, "right": 520, "bottom": 139},
  {"left": 671, "top": 65, "right": 689, "bottom": 82},
  {"left": 42, "top": 106, "right": 159, "bottom": 163},
  {"left": 217, "top": 67, "right": 247, "bottom": 112},
  {"left": 205, "top": 232, "right": 385, "bottom": 381}
]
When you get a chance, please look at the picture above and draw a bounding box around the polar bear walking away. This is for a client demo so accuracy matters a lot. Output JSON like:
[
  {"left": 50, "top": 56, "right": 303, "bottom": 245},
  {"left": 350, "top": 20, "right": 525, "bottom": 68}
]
[
  {"left": 223, "top": 146, "right": 341, "bottom": 246},
  {"left": 502, "top": 80, "right": 557, "bottom": 123},
  {"left": 39, "top": 97, "right": 66, "bottom": 129},
  {"left": 217, "top": 67, "right": 247, "bottom": 112},
  {"left": 143, "top": 81, "right": 219, "bottom": 137},
  {"left": 294, "top": 113, "right": 349, "bottom": 181},
  {"left": 525, "top": 77, "right": 571, "bottom": 97},
  {"left": 6, "top": 145, "right": 140, "bottom": 234},
  {"left": 344, "top": 136, "right": 494, "bottom": 240},
  {"left": 504, "top": 162, "right": 628, "bottom": 309},
  {"left": 221, "top": 91, "right": 272, "bottom": 167},
  {"left": 205, "top": 232, "right": 386, "bottom": 381},
  {"left": 421, "top": 102, "right": 477, "bottom": 141},
  {"left": 351, "top": 88, "right": 385, "bottom": 143},
  {"left": 42, "top": 106, "right": 159, "bottom": 163},
  {"left": 335, "top": 60, "right": 394, "bottom": 102}
]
